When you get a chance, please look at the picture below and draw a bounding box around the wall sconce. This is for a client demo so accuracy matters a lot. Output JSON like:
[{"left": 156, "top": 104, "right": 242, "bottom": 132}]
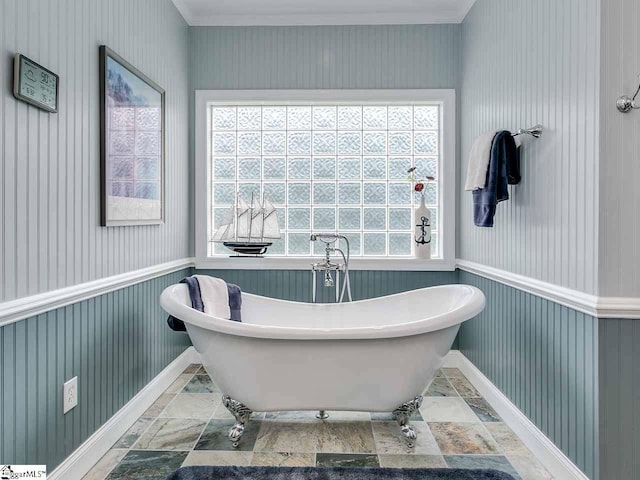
[{"left": 617, "top": 75, "right": 640, "bottom": 113}]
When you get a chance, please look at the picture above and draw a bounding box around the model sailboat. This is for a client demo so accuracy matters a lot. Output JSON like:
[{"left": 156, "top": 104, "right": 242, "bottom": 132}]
[{"left": 212, "top": 193, "right": 281, "bottom": 256}]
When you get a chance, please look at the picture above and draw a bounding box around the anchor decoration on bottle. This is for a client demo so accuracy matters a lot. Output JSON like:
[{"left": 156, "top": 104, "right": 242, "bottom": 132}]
[
  {"left": 408, "top": 168, "right": 435, "bottom": 260},
  {"left": 415, "top": 215, "right": 431, "bottom": 246}
]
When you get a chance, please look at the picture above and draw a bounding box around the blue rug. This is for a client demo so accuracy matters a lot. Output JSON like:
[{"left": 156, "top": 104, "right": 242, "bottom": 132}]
[{"left": 166, "top": 466, "right": 516, "bottom": 480}]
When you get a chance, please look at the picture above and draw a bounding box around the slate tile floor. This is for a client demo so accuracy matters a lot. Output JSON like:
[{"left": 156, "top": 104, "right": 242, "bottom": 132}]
[{"left": 84, "top": 365, "right": 553, "bottom": 480}]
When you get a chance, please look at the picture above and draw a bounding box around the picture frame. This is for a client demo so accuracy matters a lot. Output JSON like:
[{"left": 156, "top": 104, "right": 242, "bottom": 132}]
[{"left": 99, "top": 45, "right": 165, "bottom": 226}]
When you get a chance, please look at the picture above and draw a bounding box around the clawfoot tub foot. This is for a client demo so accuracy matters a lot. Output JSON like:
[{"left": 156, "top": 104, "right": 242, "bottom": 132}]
[
  {"left": 392, "top": 396, "right": 423, "bottom": 448},
  {"left": 222, "top": 395, "right": 253, "bottom": 448}
]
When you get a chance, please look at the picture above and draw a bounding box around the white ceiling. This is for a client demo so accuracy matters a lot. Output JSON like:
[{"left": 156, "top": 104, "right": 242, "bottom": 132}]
[{"left": 172, "top": 0, "right": 477, "bottom": 26}]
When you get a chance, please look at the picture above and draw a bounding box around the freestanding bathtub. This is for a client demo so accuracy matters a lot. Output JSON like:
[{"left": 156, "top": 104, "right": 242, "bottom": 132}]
[{"left": 160, "top": 282, "right": 485, "bottom": 448}]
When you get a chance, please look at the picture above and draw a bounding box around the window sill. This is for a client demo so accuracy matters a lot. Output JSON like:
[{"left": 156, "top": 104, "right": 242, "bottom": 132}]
[{"left": 195, "top": 257, "right": 456, "bottom": 271}]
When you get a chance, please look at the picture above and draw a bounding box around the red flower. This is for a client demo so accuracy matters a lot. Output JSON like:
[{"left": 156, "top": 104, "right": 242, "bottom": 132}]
[{"left": 414, "top": 183, "right": 425, "bottom": 192}]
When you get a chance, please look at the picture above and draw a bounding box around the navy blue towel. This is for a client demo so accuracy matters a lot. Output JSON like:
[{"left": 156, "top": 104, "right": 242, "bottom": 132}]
[
  {"left": 167, "top": 277, "right": 242, "bottom": 332},
  {"left": 167, "top": 277, "right": 204, "bottom": 332},
  {"left": 227, "top": 283, "right": 242, "bottom": 322},
  {"left": 472, "top": 131, "right": 520, "bottom": 227}
]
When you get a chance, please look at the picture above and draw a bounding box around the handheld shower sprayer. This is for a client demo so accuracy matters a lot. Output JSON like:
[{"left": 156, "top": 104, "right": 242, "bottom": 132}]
[
  {"left": 324, "top": 270, "right": 334, "bottom": 287},
  {"left": 309, "top": 233, "right": 341, "bottom": 243}
]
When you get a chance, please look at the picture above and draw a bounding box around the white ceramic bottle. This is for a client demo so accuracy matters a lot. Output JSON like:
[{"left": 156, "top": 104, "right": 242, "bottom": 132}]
[{"left": 414, "top": 195, "right": 432, "bottom": 259}]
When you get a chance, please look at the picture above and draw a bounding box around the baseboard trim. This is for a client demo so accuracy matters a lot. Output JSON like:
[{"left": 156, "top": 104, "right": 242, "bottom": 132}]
[
  {"left": 443, "top": 351, "right": 589, "bottom": 480},
  {"left": 49, "top": 348, "right": 583, "bottom": 479},
  {"left": 0, "top": 258, "right": 195, "bottom": 327},
  {"left": 49, "top": 347, "right": 200, "bottom": 480}
]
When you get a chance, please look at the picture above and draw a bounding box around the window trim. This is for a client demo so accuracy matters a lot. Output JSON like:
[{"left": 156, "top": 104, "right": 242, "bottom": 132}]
[{"left": 195, "top": 89, "right": 456, "bottom": 271}]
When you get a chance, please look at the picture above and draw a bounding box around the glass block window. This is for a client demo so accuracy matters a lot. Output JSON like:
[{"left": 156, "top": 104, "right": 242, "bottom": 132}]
[{"left": 208, "top": 104, "right": 441, "bottom": 258}]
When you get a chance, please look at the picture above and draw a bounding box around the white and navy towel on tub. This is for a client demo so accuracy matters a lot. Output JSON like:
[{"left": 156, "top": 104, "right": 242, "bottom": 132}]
[{"left": 167, "top": 275, "right": 242, "bottom": 331}]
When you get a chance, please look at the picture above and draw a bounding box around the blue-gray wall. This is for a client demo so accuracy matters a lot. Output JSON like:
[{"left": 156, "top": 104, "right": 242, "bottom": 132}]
[
  {"left": 0, "top": 268, "right": 192, "bottom": 470},
  {"left": 2, "top": 5, "right": 635, "bottom": 479},
  {"left": 599, "top": 319, "right": 640, "bottom": 479},
  {"left": 187, "top": 23, "right": 465, "bottom": 345},
  {"left": 458, "top": 0, "right": 600, "bottom": 294},
  {"left": 0, "top": 0, "right": 191, "bottom": 302},
  {"left": 0, "top": 0, "right": 192, "bottom": 471},
  {"left": 458, "top": 1, "right": 603, "bottom": 478},
  {"left": 598, "top": 0, "right": 640, "bottom": 297},
  {"left": 458, "top": 271, "right": 599, "bottom": 479},
  {"left": 196, "top": 269, "right": 457, "bottom": 303},
  {"left": 197, "top": 266, "right": 602, "bottom": 478},
  {"left": 196, "top": 269, "right": 459, "bottom": 349},
  {"left": 597, "top": 0, "right": 640, "bottom": 470},
  {"left": 188, "top": 24, "right": 462, "bottom": 250},
  {"left": 189, "top": 24, "right": 461, "bottom": 90}
]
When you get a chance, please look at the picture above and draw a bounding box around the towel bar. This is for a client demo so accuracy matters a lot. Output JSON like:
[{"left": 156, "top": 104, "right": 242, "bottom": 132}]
[{"left": 512, "top": 124, "right": 543, "bottom": 138}]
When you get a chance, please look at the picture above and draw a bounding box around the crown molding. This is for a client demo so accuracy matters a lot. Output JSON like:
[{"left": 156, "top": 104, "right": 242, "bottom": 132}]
[{"left": 172, "top": 0, "right": 476, "bottom": 26}]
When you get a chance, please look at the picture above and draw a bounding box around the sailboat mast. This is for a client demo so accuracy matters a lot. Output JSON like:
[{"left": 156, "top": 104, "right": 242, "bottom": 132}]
[
  {"left": 234, "top": 191, "right": 239, "bottom": 241},
  {"left": 260, "top": 191, "right": 265, "bottom": 241},
  {"left": 248, "top": 192, "right": 254, "bottom": 241}
]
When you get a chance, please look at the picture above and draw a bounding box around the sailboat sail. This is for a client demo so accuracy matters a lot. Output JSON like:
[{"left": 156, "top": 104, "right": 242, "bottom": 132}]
[
  {"left": 261, "top": 199, "right": 281, "bottom": 240},
  {"left": 235, "top": 198, "right": 251, "bottom": 240},
  {"left": 211, "top": 193, "right": 281, "bottom": 253},
  {"left": 249, "top": 195, "right": 264, "bottom": 241},
  {"left": 211, "top": 205, "right": 235, "bottom": 241}
]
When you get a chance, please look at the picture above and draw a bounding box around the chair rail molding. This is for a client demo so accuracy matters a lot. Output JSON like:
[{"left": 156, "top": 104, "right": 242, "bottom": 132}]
[
  {"left": 4, "top": 256, "right": 637, "bottom": 325},
  {"left": 456, "top": 259, "right": 640, "bottom": 319},
  {"left": 0, "top": 258, "right": 195, "bottom": 327},
  {"left": 595, "top": 296, "right": 640, "bottom": 319}
]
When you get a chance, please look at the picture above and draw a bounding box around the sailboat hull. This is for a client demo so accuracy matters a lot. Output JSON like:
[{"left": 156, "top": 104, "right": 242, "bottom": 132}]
[{"left": 223, "top": 242, "right": 272, "bottom": 256}]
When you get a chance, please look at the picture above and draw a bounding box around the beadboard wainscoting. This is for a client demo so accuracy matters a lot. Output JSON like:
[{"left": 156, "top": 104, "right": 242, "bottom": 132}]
[
  {"left": 197, "top": 269, "right": 460, "bottom": 349},
  {"left": 190, "top": 24, "right": 461, "bottom": 91},
  {"left": 3, "top": 262, "right": 632, "bottom": 479},
  {"left": 459, "top": 0, "right": 600, "bottom": 294},
  {"left": 599, "top": 319, "right": 640, "bottom": 480},
  {"left": 0, "top": 268, "right": 192, "bottom": 471},
  {"left": 195, "top": 269, "right": 458, "bottom": 304},
  {"left": 0, "top": 0, "right": 190, "bottom": 303},
  {"left": 457, "top": 270, "right": 598, "bottom": 479},
  {"left": 599, "top": 0, "right": 640, "bottom": 297}
]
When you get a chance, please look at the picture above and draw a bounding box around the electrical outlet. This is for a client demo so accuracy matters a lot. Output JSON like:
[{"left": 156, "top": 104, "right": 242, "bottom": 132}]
[{"left": 63, "top": 376, "right": 78, "bottom": 414}]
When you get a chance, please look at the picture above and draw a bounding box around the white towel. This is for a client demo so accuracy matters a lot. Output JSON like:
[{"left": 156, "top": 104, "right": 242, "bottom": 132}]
[
  {"left": 514, "top": 135, "right": 522, "bottom": 149},
  {"left": 194, "top": 275, "right": 231, "bottom": 319},
  {"left": 464, "top": 130, "right": 499, "bottom": 191}
]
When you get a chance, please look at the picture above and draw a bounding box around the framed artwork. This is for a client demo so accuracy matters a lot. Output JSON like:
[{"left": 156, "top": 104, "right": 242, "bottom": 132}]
[{"left": 99, "top": 45, "right": 165, "bottom": 226}]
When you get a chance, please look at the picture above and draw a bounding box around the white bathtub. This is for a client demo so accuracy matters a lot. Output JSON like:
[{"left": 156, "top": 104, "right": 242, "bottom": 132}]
[{"left": 160, "top": 282, "right": 485, "bottom": 447}]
